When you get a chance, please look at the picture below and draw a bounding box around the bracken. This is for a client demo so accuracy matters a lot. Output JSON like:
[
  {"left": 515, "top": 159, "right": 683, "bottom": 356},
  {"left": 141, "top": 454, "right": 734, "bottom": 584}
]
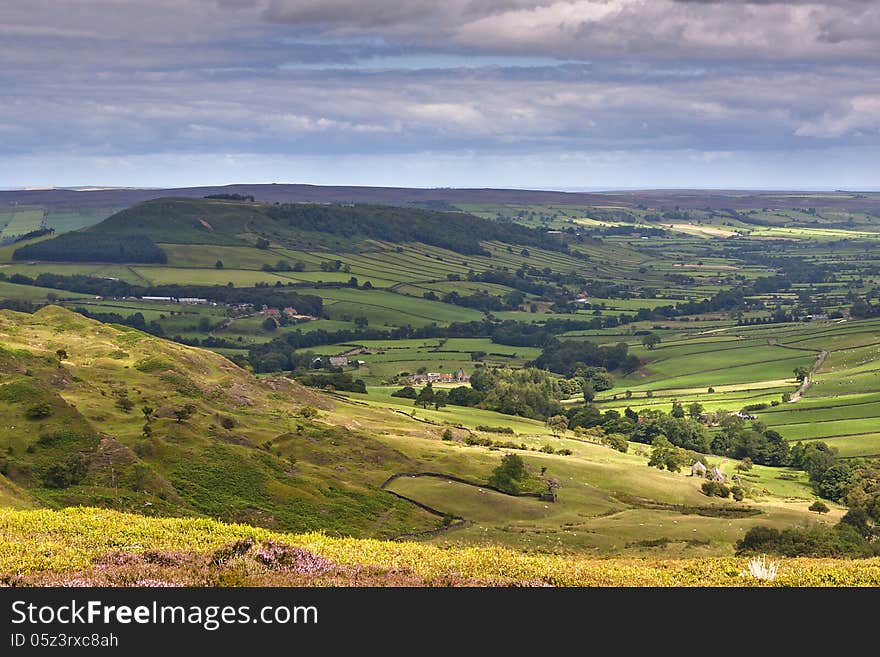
[{"left": 2, "top": 508, "right": 880, "bottom": 587}]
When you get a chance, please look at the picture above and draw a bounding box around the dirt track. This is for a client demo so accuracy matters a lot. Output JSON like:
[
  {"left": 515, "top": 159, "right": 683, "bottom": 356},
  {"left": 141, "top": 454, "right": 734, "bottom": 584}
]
[{"left": 788, "top": 350, "right": 829, "bottom": 403}]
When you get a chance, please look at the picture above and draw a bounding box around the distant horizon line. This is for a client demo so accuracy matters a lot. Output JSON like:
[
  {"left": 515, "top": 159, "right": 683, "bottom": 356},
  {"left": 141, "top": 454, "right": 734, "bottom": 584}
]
[{"left": 3, "top": 183, "right": 880, "bottom": 194}]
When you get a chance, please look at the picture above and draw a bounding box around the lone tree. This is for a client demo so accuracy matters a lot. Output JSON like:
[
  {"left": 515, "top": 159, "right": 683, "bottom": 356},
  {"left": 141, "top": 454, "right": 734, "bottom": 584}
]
[
  {"left": 687, "top": 402, "right": 704, "bottom": 420},
  {"left": 809, "top": 500, "right": 830, "bottom": 515},
  {"left": 433, "top": 389, "right": 448, "bottom": 410},
  {"left": 670, "top": 400, "right": 685, "bottom": 418},
  {"left": 736, "top": 457, "right": 754, "bottom": 472},
  {"left": 642, "top": 333, "right": 661, "bottom": 350},
  {"left": 582, "top": 381, "right": 596, "bottom": 403},
  {"left": 488, "top": 453, "right": 528, "bottom": 494},
  {"left": 648, "top": 435, "right": 688, "bottom": 473},
  {"left": 415, "top": 384, "right": 435, "bottom": 409},
  {"left": 794, "top": 366, "right": 810, "bottom": 382},
  {"left": 546, "top": 414, "right": 569, "bottom": 437}
]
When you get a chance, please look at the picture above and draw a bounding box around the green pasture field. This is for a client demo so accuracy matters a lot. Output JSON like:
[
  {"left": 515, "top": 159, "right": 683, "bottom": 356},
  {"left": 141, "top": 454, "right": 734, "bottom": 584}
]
[
  {"left": 129, "top": 266, "right": 292, "bottom": 287},
  {"left": 328, "top": 246, "right": 467, "bottom": 282},
  {"left": 161, "top": 244, "right": 289, "bottom": 270},
  {"left": 45, "top": 208, "right": 120, "bottom": 233},
  {"left": 621, "top": 348, "right": 815, "bottom": 392},
  {"left": 594, "top": 386, "right": 794, "bottom": 414},
  {"left": 394, "top": 443, "right": 823, "bottom": 554},
  {"left": 302, "top": 337, "right": 541, "bottom": 382},
  {"left": 0, "top": 206, "right": 119, "bottom": 241},
  {"left": 749, "top": 226, "right": 880, "bottom": 241},
  {"left": 801, "top": 435, "right": 880, "bottom": 458},
  {"left": 302, "top": 337, "right": 540, "bottom": 359},
  {"left": 589, "top": 297, "right": 682, "bottom": 311},
  {"left": 759, "top": 397, "right": 880, "bottom": 426},
  {"left": 764, "top": 417, "right": 880, "bottom": 442},
  {"left": 223, "top": 316, "right": 353, "bottom": 336},
  {"left": 278, "top": 271, "right": 397, "bottom": 286},
  {"left": 492, "top": 310, "right": 586, "bottom": 323},
  {"left": 296, "top": 287, "right": 486, "bottom": 327},
  {"left": 811, "top": 369, "right": 880, "bottom": 396},
  {"left": 0, "top": 262, "right": 145, "bottom": 283},
  {"left": 0, "top": 281, "right": 91, "bottom": 303},
  {"left": 813, "top": 343, "right": 880, "bottom": 375},
  {"left": 386, "top": 477, "right": 554, "bottom": 522},
  {"left": 214, "top": 318, "right": 360, "bottom": 348},
  {"left": 765, "top": 391, "right": 880, "bottom": 411},
  {"left": 395, "top": 280, "right": 521, "bottom": 298},
  {"left": 0, "top": 208, "right": 44, "bottom": 240},
  {"left": 280, "top": 318, "right": 354, "bottom": 333},
  {"left": 346, "top": 387, "right": 558, "bottom": 436},
  {"left": 65, "top": 299, "right": 220, "bottom": 321}
]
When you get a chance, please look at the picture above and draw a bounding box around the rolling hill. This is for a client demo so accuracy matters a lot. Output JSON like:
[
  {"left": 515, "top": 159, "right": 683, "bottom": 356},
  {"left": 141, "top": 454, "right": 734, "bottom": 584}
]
[
  {"left": 13, "top": 198, "right": 568, "bottom": 261},
  {"left": 0, "top": 306, "right": 843, "bottom": 560},
  {"left": 0, "top": 306, "right": 437, "bottom": 537}
]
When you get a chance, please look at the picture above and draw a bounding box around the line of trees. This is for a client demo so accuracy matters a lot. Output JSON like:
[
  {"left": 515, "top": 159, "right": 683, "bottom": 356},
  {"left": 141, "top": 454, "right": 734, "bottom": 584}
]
[{"left": 13, "top": 233, "right": 167, "bottom": 263}]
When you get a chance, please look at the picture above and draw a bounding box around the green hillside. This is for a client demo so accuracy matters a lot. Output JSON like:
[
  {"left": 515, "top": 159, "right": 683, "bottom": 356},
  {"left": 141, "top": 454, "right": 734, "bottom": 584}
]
[
  {"left": 0, "top": 306, "right": 843, "bottom": 558},
  {"left": 16, "top": 198, "right": 568, "bottom": 257},
  {"left": 0, "top": 306, "right": 436, "bottom": 537}
]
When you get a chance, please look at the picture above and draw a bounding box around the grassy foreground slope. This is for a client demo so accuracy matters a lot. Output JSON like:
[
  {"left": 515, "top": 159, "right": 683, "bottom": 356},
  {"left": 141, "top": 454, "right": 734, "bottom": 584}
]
[
  {"left": 0, "top": 306, "right": 437, "bottom": 537},
  {"left": 2, "top": 507, "right": 878, "bottom": 587}
]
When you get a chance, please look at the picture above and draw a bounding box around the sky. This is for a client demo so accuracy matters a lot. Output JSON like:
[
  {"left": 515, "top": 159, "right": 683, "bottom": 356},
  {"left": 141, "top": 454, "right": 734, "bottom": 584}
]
[{"left": 1, "top": 0, "right": 879, "bottom": 190}]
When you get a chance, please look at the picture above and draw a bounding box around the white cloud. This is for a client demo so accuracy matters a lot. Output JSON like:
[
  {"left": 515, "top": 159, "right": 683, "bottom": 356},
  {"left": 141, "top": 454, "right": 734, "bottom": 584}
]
[{"left": 795, "top": 96, "right": 880, "bottom": 138}]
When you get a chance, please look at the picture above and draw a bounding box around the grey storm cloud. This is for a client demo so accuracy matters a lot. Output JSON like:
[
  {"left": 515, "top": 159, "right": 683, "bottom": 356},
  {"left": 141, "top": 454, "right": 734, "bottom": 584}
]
[
  {"left": 0, "top": 0, "right": 878, "bottom": 171},
  {"left": 261, "top": 0, "right": 880, "bottom": 60}
]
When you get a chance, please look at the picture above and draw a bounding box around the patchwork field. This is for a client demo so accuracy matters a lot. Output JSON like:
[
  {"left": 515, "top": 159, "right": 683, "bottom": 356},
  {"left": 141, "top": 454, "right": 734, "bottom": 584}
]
[
  {"left": 2, "top": 193, "right": 880, "bottom": 584},
  {"left": 587, "top": 318, "right": 880, "bottom": 457}
]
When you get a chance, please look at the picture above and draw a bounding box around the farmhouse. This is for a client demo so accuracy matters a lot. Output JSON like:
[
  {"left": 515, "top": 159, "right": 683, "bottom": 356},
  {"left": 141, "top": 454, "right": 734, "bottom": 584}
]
[
  {"left": 410, "top": 372, "right": 456, "bottom": 384},
  {"left": 408, "top": 370, "right": 471, "bottom": 384}
]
